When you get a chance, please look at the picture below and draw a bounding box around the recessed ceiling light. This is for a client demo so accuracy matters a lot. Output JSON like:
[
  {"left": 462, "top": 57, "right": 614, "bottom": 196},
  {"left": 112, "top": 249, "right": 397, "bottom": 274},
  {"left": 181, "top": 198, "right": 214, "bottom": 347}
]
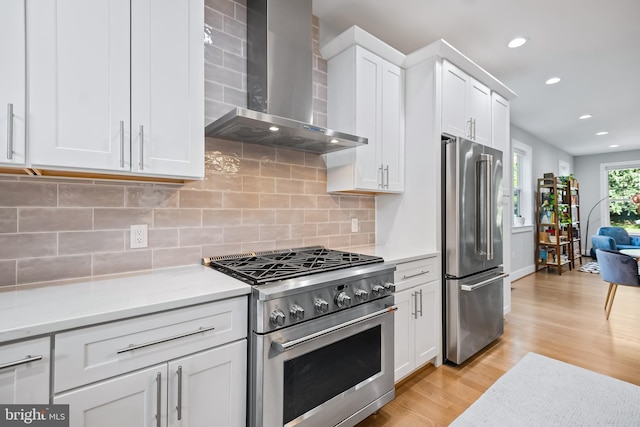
[
  {"left": 508, "top": 37, "right": 528, "bottom": 48},
  {"left": 545, "top": 77, "right": 561, "bottom": 85},
  {"left": 596, "top": 131, "right": 609, "bottom": 136},
  {"left": 269, "top": 126, "right": 279, "bottom": 132},
  {"left": 330, "top": 139, "right": 339, "bottom": 144},
  {"left": 609, "top": 144, "right": 620, "bottom": 148},
  {"left": 578, "top": 114, "right": 592, "bottom": 120}
]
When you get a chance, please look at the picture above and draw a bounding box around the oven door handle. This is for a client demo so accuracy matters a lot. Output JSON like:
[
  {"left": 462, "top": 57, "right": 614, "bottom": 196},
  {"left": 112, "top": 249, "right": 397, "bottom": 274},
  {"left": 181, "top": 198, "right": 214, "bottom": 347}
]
[{"left": 271, "top": 305, "right": 398, "bottom": 353}]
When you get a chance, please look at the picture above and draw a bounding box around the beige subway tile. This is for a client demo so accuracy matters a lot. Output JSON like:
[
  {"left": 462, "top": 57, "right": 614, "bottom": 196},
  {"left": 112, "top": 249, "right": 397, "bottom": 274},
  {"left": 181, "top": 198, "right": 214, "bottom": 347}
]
[
  {"left": 203, "top": 209, "right": 242, "bottom": 227},
  {"left": 93, "top": 251, "right": 152, "bottom": 276},
  {"left": 275, "top": 239, "right": 304, "bottom": 250},
  {"left": 305, "top": 153, "right": 326, "bottom": 168},
  {"left": 59, "top": 184, "right": 124, "bottom": 207},
  {"left": 369, "top": 210, "right": 376, "bottom": 221},
  {"left": 304, "top": 181, "right": 327, "bottom": 195},
  {"left": 350, "top": 234, "right": 370, "bottom": 247},
  {"left": 276, "top": 148, "right": 306, "bottom": 166},
  {"left": 317, "top": 167, "right": 327, "bottom": 182},
  {"left": 260, "top": 225, "right": 290, "bottom": 241},
  {"left": 59, "top": 231, "right": 125, "bottom": 255},
  {"left": 317, "top": 195, "right": 340, "bottom": 209},
  {"left": 291, "top": 165, "right": 317, "bottom": 181},
  {"left": 241, "top": 241, "right": 276, "bottom": 253},
  {"left": 329, "top": 209, "right": 350, "bottom": 222},
  {"left": 303, "top": 236, "right": 329, "bottom": 247},
  {"left": 223, "top": 192, "right": 259, "bottom": 209},
  {"left": 304, "top": 210, "right": 329, "bottom": 223},
  {"left": 329, "top": 235, "right": 351, "bottom": 249},
  {"left": 94, "top": 208, "right": 153, "bottom": 230},
  {"left": 179, "top": 227, "right": 223, "bottom": 246},
  {"left": 317, "top": 223, "right": 340, "bottom": 236},
  {"left": 260, "top": 194, "right": 290, "bottom": 209},
  {"left": 359, "top": 196, "right": 375, "bottom": 209},
  {"left": 154, "top": 209, "right": 202, "bottom": 228},
  {"left": 206, "top": 138, "right": 242, "bottom": 156},
  {"left": 243, "top": 176, "right": 275, "bottom": 193},
  {"left": 242, "top": 143, "right": 276, "bottom": 161},
  {"left": 126, "top": 187, "right": 179, "bottom": 208},
  {"left": 277, "top": 210, "right": 305, "bottom": 224},
  {"left": 0, "top": 208, "right": 17, "bottom": 233},
  {"left": 153, "top": 247, "right": 202, "bottom": 269},
  {"left": 179, "top": 190, "right": 222, "bottom": 208},
  {"left": 204, "top": 173, "right": 243, "bottom": 191},
  {"left": 350, "top": 209, "right": 371, "bottom": 221},
  {"left": 368, "top": 233, "right": 376, "bottom": 245},
  {"left": 223, "top": 226, "right": 260, "bottom": 243},
  {"left": 359, "top": 221, "right": 375, "bottom": 234},
  {"left": 237, "top": 158, "right": 261, "bottom": 176},
  {"left": 19, "top": 208, "right": 93, "bottom": 232},
  {"left": 339, "top": 196, "right": 360, "bottom": 209},
  {"left": 18, "top": 255, "right": 91, "bottom": 284},
  {"left": 0, "top": 181, "right": 57, "bottom": 207},
  {"left": 291, "top": 223, "right": 317, "bottom": 238},
  {"left": 0, "top": 233, "right": 57, "bottom": 260},
  {"left": 205, "top": 150, "right": 242, "bottom": 176},
  {"left": 200, "top": 243, "right": 242, "bottom": 257},
  {"left": 0, "top": 260, "right": 16, "bottom": 287},
  {"left": 261, "top": 161, "right": 290, "bottom": 179},
  {"left": 276, "top": 179, "right": 305, "bottom": 194},
  {"left": 243, "top": 210, "right": 275, "bottom": 225},
  {"left": 180, "top": 179, "right": 204, "bottom": 190},
  {"left": 291, "top": 195, "right": 317, "bottom": 209}
]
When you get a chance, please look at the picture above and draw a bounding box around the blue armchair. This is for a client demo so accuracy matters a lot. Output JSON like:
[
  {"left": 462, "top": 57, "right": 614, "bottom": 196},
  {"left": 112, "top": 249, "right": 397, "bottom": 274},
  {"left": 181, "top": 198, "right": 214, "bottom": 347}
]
[{"left": 591, "top": 226, "right": 640, "bottom": 258}]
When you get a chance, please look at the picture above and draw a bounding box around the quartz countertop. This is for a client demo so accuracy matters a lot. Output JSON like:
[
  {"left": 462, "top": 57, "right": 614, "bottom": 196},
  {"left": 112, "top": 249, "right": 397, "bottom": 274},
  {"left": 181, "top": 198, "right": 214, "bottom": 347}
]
[
  {"left": 339, "top": 244, "right": 438, "bottom": 264},
  {"left": 0, "top": 265, "right": 250, "bottom": 343}
]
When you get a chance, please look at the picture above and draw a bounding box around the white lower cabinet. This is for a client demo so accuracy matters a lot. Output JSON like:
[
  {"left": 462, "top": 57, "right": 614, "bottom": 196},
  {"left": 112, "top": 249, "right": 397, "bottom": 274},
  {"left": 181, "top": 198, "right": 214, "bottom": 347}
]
[
  {"left": 393, "top": 256, "right": 441, "bottom": 383},
  {"left": 55, "top": 341, "right": 246, "bottom": 427},
  {"left": 0, "top": 337, "right": 50, "bottom": 403}
]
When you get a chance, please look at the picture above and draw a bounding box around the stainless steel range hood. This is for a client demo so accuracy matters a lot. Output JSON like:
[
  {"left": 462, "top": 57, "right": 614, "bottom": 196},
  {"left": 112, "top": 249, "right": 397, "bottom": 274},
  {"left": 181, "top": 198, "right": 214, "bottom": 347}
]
[{"left": 204, "top": 0, "right": 367, "bottom": 154}]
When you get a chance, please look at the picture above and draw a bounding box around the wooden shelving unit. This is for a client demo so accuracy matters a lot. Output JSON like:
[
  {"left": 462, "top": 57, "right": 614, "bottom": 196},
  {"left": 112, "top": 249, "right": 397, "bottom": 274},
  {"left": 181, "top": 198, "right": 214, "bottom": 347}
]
[
  {"left": 536, "top": 175, "right": 574, "bottom": 275},
  {"left": 567, "top": 180, "right": 583, "bottom": 267}
]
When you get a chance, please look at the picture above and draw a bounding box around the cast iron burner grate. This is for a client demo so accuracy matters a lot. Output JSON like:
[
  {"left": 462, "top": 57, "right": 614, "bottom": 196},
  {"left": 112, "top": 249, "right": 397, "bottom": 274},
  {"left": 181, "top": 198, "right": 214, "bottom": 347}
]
[{"left": 203, "top": 246, "right": 383, "bottom": 285}]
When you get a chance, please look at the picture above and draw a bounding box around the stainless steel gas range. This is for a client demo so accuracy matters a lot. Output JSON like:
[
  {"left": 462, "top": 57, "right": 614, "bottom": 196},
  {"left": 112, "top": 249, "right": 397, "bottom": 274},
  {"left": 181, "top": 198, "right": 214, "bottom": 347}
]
[{"left": 203, "top": 247, "right": 397, "bottom": 427}]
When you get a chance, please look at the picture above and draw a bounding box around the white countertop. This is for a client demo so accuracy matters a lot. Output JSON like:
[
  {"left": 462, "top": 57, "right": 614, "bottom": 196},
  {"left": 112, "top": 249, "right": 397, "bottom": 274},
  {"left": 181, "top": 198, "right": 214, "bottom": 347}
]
[
  {"left": 0, "top": 265, "right": 251, "bottom": 343},
  {"left": 340, "top": 244, "right": 438, "bottom": 264}
]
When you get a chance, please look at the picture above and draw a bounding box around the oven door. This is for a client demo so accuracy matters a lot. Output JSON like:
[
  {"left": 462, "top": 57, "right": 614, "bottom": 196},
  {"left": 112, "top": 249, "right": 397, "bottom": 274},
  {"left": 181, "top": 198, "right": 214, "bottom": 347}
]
[{"left": 251, "top": 296, "right": 396, "bottom": 427}]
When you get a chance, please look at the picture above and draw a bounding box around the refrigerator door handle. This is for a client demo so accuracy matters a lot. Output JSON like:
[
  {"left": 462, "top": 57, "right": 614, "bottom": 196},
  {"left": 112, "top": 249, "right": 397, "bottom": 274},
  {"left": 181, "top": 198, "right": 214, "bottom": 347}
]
[
  {"left": 460, "top": 273, "right": 508, "bottom": 291},
  {"left": 483, "top": 153, "right": 494, "bottom": 260}
]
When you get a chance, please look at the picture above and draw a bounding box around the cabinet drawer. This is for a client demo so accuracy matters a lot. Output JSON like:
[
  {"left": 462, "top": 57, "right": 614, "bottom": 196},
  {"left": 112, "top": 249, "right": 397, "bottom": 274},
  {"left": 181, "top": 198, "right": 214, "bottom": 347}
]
[
  {"left": 394, "top": 257, "right": 439, "bottom": 290},
  {"left": 0, "top": 337, "right": 50, "bottom": 403},
  {"left": 54, "top": 296, "right": 247, "bottom": 393}
]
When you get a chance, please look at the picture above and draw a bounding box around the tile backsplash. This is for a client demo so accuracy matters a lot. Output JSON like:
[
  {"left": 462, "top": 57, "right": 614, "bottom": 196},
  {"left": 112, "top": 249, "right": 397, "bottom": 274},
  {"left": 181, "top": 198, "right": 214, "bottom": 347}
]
[{"left": 0, "top": 2, "right": 375, "bottom": 287}]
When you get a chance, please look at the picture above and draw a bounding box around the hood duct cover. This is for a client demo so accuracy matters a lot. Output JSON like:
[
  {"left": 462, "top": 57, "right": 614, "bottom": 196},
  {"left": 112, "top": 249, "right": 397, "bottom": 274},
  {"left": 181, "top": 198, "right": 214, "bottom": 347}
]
[{"left": 204, "top": 0, "right": 367, "bottom": 154}]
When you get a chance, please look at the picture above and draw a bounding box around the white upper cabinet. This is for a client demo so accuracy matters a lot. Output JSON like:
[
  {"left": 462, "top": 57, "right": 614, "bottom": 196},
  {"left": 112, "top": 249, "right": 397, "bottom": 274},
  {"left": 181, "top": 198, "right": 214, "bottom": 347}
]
[
  {"left": 0, "top": 0, "right": 27, "bottom": 167},
  {"left": 324, "top": 30, "right": 405, "bottom": 194},
  {"left": 27, "top": 0, "right": 203, "bottom": 179},
  {"left": 442, "top": 60, "right": 491, "bottom": 145}
]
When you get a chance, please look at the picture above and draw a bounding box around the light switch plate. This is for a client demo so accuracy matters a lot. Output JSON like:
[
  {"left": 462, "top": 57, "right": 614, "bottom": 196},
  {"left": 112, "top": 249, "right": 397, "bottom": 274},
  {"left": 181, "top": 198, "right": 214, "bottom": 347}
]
[{"left": 351, "top": 218, "right": 359, "bottom": 232}]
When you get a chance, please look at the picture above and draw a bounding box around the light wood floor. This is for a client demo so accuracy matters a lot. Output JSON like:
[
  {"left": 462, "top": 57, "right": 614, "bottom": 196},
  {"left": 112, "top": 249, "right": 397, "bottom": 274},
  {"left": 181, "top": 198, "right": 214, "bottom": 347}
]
[{"left": 358, "top": 263, "right": 640, "bottom": 426}]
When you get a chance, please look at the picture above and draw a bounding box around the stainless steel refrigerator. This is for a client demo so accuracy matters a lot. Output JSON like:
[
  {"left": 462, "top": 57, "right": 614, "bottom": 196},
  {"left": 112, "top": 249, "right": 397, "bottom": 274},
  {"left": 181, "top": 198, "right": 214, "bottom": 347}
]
[{"left": 442, "top": 134, "right": 507, "bottom": 365}]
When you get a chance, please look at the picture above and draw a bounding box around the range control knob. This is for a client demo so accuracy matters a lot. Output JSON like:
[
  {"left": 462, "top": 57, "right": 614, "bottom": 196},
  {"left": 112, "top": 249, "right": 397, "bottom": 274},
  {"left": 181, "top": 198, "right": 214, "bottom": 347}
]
[
  {"left": 290, "top": 304, "right": 305, "bottom": 321},
  {"left": 314, "top": 298, "right": 329, "bottom": 314},
  {"left": 354, "top": 289, "right": 369, "bottom": 302},
  {"left": 270, "top": 309, "right": 286, "bottom": 327},
  {"left": 335, "top": 292, "right": 352, "bottom": 309},
  {"left": 372, "top": 284, "right": 385, "bottom": 297},
  {"left": 384, "top": 282, "right": 396, "bottom": 293}
]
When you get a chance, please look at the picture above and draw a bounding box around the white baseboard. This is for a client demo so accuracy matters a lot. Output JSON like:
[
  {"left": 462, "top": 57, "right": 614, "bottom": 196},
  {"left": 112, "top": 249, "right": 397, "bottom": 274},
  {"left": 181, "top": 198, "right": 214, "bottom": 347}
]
[{"left": 511, "top": 265, "right": 536, "bottom": 282}]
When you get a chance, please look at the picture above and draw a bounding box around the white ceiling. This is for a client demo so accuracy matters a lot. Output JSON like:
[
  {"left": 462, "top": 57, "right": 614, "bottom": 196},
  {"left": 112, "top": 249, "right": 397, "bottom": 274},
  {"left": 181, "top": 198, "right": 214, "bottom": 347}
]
[{"left": 313, "top": 0, "right": 640, "bottom": 157}]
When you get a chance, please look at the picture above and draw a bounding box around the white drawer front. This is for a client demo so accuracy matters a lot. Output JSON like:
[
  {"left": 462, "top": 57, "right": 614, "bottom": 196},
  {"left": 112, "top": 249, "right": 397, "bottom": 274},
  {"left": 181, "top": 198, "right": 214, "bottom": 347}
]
[
  {"left": 54, "top": 296, "right": 247, "bottom": 393},
  {"left": 0, "top": 337, "right": 50, "bottom": 403},
  {"left": 394, "top": 257, "right": 439, "bottom": 291}
]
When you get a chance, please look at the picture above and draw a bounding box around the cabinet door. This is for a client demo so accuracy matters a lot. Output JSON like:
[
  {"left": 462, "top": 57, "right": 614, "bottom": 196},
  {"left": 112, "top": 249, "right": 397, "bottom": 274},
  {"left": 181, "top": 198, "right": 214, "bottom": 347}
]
[
  {"left": 468, "top": 77, "right": 491, "bottom": 145},
  {"left": 393, "top": 288, "right": 415, "bottom": 382},
  {"left": 441, "top": 61, "right": 468, "bottom": 139},
  {"left": 167, "top": 340, "right": 246, "bottom": 427},
  {"left": 0, "top": 337, "right": 50, "bottom": 404},
  {"left": 28, "top": 0, "right": 131, "bottom": 172},
  {"left": 380, "top": 61, "right": 404, "bottom": 192},
  {"left": 130, "top": 0, "right": 204, "bottom": 179},
  {"left": 414, "top": 282, "right": 440, "bottom": 367},
  {"left": 55, "top": 364, "right": 166, "bottom": 427},
  {"left": 0, "top": 0, "right": 26, "bottom": 167},
  {"left": 354, "top": 47, "right": 382, "bottom": 190}
]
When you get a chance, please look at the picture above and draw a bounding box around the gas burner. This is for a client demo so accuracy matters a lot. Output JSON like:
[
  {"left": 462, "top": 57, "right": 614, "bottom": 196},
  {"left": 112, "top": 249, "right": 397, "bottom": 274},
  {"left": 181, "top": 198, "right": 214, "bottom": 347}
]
[{"left": 203, "top": 246, "right": 383, "bottom": 285}]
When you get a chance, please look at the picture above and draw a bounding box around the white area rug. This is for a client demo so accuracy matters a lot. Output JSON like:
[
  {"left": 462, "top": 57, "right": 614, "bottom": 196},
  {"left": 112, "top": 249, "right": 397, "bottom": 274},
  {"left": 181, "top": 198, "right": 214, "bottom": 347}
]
[
  {"left": 450, "top": 352, "right": 640, "bottom": 426},
  {"left": 578, "top": 261, "right": 600, "bottom": 274}
]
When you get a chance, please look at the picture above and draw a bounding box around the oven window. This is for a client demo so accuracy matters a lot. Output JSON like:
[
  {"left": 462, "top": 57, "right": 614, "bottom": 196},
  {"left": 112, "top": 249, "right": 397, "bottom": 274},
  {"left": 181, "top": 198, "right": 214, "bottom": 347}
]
[{"left": 283, "top": 325, "right": 381, "bottom": 424}]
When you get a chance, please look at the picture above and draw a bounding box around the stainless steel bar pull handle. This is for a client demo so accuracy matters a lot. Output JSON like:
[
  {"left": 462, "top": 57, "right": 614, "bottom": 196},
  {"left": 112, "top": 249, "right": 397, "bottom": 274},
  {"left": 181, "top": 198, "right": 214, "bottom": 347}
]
[
  {"left": 484, "top": 153, "right": 494, "bottom": 260},
  {"left": 418, "top": 289, "right": 423, "bottom": 317},
  {"left": 119, "top": 121, "right": 125, "bottom": 168},
  {"left": 475, "top": 159, "right": 486, "bottom": 255},
  {"left": 467, "top": 118, "right": 473, "bottom": 139},
  {"left": 139, "top": 125, "right": 144, "bottom": 171},
  {"left": 379, "top": 164, "right": 384, "bottom": 188},
  {"left": 176, "top": 366, "right": 183, "bottom": 420},
  {"left": 460, "top": 273, "right": 508, "bottom": 291},
  {"left": 156, "top": 372, "right": 162, "bottom": 427},
  {"left": 402, "top": 270, "right": 429, "bottom": 280},
  {"left": 116, "top": 326, "right": 216, "bottom": 354},
  {"left": 0, "top": 354, "right": 43, "bottom": 370},
  {"left": 412, "top": 292, "right": 417, "bottom": 319},
  {"left": 384, "top": 165, "right": 390, "bottom": 189},
  {"left": 7, "top": 103, "right": 13, "bottom": 160}
]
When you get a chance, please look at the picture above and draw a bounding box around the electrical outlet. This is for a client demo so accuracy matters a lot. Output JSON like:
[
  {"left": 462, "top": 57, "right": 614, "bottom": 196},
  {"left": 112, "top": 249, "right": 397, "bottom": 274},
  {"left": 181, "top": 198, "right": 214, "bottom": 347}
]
[
  {"left": 351, "top": 218, "right": 359, "bottom": 233},
  {"left": 130, "top": 224, "right": 148, "bottom": 248}
]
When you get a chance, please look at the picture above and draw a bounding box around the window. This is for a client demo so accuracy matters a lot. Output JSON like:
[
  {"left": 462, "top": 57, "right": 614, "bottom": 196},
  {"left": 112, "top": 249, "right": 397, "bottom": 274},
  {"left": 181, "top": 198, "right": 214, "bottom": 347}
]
[
  {"left": 512, "top": 140, "right": 532, "bottom": 226},
  {"left": 606, "top": 166, "right": 640, "bottom": 233}
]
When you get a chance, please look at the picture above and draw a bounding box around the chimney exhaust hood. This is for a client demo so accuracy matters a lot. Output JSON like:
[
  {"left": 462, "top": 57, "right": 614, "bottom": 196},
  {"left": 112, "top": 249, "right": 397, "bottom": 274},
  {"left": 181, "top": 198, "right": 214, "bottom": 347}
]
[{"left": 204, "top": 0, "right": 367, "bottom": 154}]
